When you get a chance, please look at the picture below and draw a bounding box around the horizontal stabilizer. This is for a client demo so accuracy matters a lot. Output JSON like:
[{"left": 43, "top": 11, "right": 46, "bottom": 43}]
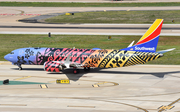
[{"left": 156, "top": 48, "right": 176, "bottom": 54}]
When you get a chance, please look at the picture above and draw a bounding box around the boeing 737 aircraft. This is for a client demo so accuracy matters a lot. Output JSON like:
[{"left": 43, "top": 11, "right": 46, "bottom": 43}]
[{"left": 4, "top": 19, "right": 175, "bottom": 74}]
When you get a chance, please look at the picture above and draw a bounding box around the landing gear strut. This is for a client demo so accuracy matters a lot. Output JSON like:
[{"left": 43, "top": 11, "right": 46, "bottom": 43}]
[{"left": 18, "top": 64, "right": 22, "bottom": 70}]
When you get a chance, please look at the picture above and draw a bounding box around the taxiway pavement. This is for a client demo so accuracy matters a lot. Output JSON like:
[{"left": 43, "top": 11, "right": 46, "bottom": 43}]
[
  {"left": 0, "top": 62, "right": 180, "bottom": 112},
  {"left": 1, "top": 7, "right": 180, "bottom": 35}
]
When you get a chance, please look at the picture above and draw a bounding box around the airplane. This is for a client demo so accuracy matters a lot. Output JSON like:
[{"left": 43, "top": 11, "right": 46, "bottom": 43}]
[{"left": 4, "top": 19, "right": 175, "bottom": 74}]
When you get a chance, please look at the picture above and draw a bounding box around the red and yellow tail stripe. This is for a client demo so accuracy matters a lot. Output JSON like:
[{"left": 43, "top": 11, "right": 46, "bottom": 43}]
[{"left": 136, "top": 19, "right": 163, "bottom": 45}]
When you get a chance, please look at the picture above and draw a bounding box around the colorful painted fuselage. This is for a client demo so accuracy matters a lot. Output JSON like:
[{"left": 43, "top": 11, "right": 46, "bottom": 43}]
[{"left": 4, "top": 47, "right": 162, "bottom": 72}]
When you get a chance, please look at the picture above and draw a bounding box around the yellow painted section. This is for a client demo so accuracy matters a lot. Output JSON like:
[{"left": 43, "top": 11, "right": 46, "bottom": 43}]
[
  {"left": 48, "top": 80, "right": 56, "bottom": 83},
  {"left": 92, "top": 84, "right": 99, "bottom": 87},
  {"left": 40, "top": 84, "right": 48, "bottom": 89},
  {"left": 65, "top": 13, "right": 71, "bottom": 15},
  {"left": 138, "top": 19, "right": 163, "bottom": 42},
  {"left": 56, "top": 79, "right": 70, "bottom": 84},
  {"left": 0, "top": 61, "right": 11, "bottom": 65},
  {"left": 159, "top": 106, "right": 174, "bottom": 110},
  {"left": 92, "top": 81, "right": 119, "bottom": 87},
  {"left": 82, "top": 49, "right": 112, "bottom": 68},
  {"left": 105, "top": 51, "right": 133, "bottom": 68},
  {"left": 14, "top": 76, "right": 31, "bottom": 81}
]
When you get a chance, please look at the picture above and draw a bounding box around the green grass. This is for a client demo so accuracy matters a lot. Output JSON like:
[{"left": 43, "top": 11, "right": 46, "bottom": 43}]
[
  {"left": 45, "top": 10, "right": 180, "bottom": 24},
  {"left": 0, "top": 34, "right": 179, "bottom": 65},
  {"left": 0, "top": 2, "right": 180, "bottom": 7}
]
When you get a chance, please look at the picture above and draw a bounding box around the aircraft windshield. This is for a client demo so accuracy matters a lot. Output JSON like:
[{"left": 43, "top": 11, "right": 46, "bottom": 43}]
[{"left": 10, "top": 52, "right": 14, "bottom": 54}]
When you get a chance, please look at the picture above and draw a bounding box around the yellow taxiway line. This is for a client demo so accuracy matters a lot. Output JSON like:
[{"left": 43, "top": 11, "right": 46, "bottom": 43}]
[{"left": 14, "top": 76, "right": 31, "bottom": 81}]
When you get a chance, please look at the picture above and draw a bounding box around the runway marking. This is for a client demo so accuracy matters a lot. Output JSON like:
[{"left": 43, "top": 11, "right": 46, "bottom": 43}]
[
  {"left": 48, "top": 80, "right": 118, "bottom": 87},
  {"left": 0, "top": 62, "right": 11, "bottom": 65},
  {"left": 14, "top": 76, "right": 31, "bottom": 81},
  {"left": 158, "top": 98, "right": 180, "bottom": 112},
  {"left": 127, "top": 9, "right": 130, "bottom": 11},
  {"left": 0, "top": 95, "right": 148, "bottom": 111},
  {"left": 0, "top": 104, "right": 27, "bottom": 106},
  {"left": 93, "top": 81, "right": 119, "bottom": 87},
  {"left": 0, "top": 14, "right": 41, "bottom": 16},
  {"left": 158, "top": 106, "right": 174, "bottom": 111},
  {"left": 40, "top": 84, "right": 48, "bottom": 89},
  {"left": 48, "top": 80, "right": 56, "bottom": 83},
  {"left": 67, "top": 105, "right": 95, "bottom": 108},
  {"left": 93, "top": 99, "right": 148, "bottom": 112},
  {"left": 92, "top": 84, "right": 99, "bottom": 87}
]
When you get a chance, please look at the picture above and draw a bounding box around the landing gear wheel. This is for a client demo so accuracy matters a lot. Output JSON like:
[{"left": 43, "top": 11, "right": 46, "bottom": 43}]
[
  {"left": 87, "top": 67, "right": 90, "bottom": 71},
  {"left": 73, "top": 69, "right": 79, "bottom": 74},
  {"left": 19, "top": 67, "right": 22, "bottom": 70},
  {"left": 18, "top": 64, "right": 22, "bottom": 71}
]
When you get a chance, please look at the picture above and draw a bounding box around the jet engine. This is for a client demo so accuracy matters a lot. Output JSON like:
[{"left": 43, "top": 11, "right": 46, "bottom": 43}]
[{"left": 44, "top": 61, "right": 63, "bottom": 72}]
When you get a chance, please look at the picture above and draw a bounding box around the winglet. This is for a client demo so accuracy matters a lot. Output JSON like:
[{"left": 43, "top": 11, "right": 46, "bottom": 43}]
[{"left": 127, "top": 41, "right": 135, "bottom": 48}]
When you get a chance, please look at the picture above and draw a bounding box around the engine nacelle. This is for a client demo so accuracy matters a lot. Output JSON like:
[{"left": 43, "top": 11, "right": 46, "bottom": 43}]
[{"left": 44, "top": 61, "right": 63, "bottom": 72}]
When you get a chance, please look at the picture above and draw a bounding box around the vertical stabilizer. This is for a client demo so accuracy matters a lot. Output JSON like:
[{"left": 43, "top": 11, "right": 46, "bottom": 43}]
[{"left": 121, "top": 19, "right": 163, "bottom": 52}]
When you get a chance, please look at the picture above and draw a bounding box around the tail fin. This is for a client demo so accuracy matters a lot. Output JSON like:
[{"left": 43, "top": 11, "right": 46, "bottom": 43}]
[{"left": 121, "top": 19, "right": 163, "bottom": 52}]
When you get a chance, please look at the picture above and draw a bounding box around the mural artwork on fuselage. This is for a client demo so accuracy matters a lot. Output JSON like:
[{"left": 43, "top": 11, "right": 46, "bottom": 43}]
[
  {"left": 15, "top": 47, "right": 161, "bottom": 69},
  {"left": 35, "top": 48, "right": 161, "bottom": 68},
  {"left": 35, "top": 48, "right": 95, "bottom": 65}
]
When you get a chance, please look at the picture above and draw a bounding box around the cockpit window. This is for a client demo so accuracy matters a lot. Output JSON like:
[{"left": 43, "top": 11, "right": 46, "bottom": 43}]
[{"left": 10, "top": 52, "right": 14, "bottom": 54}]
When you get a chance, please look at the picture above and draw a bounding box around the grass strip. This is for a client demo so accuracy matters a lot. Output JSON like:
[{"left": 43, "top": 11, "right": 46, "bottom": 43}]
[
  {"left": 0, "top": 34, "right": 179, "bottom": 65},
  {"left": 0, "top": 2, "right": 180, "bottom": 7},
  {"left": 45, "top": 10, "right": 180, "bottom": 24}
]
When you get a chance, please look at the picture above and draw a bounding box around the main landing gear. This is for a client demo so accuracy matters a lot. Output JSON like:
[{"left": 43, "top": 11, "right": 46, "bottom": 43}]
[
  {"left": 73, "top": 67, "right": 91, "bottom": 74},
  {"left": 84, "top": 67, "right": 90, "bottom": 72},
  {"left": 73, "top": 69, "right": 79, "bottom": 74}
]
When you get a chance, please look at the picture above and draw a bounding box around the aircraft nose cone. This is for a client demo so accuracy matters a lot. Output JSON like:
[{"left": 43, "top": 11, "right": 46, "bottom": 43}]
[{"left": 4, "top": 54, "right": 9, "bottom": 61}]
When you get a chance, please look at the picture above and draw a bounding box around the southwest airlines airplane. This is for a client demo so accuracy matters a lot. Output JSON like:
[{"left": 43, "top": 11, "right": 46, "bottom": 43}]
[{"left": 4, "top": 19, "right": 175, "bottom": 74}]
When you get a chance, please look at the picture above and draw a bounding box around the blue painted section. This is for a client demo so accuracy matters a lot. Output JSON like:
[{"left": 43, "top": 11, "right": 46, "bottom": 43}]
[
  {"left": 4, "top": 47, "right": 46, "bottom": 65},
  {"left": 121, "top": 36, "right": 160, "bottom": 52},
  {"left": 92, "top": 48, "right": 101, "bottom": 50}
]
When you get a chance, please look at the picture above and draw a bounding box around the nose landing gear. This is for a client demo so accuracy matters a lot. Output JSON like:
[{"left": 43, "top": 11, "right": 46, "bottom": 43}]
[{"left": 18, "top": 64, "right": 22, "bottom": 70}]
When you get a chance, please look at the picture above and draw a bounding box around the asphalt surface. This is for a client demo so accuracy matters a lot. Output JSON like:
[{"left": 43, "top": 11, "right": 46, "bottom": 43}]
[{"left": 0, "top": 62, "right": 180, "bottom": 112}]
